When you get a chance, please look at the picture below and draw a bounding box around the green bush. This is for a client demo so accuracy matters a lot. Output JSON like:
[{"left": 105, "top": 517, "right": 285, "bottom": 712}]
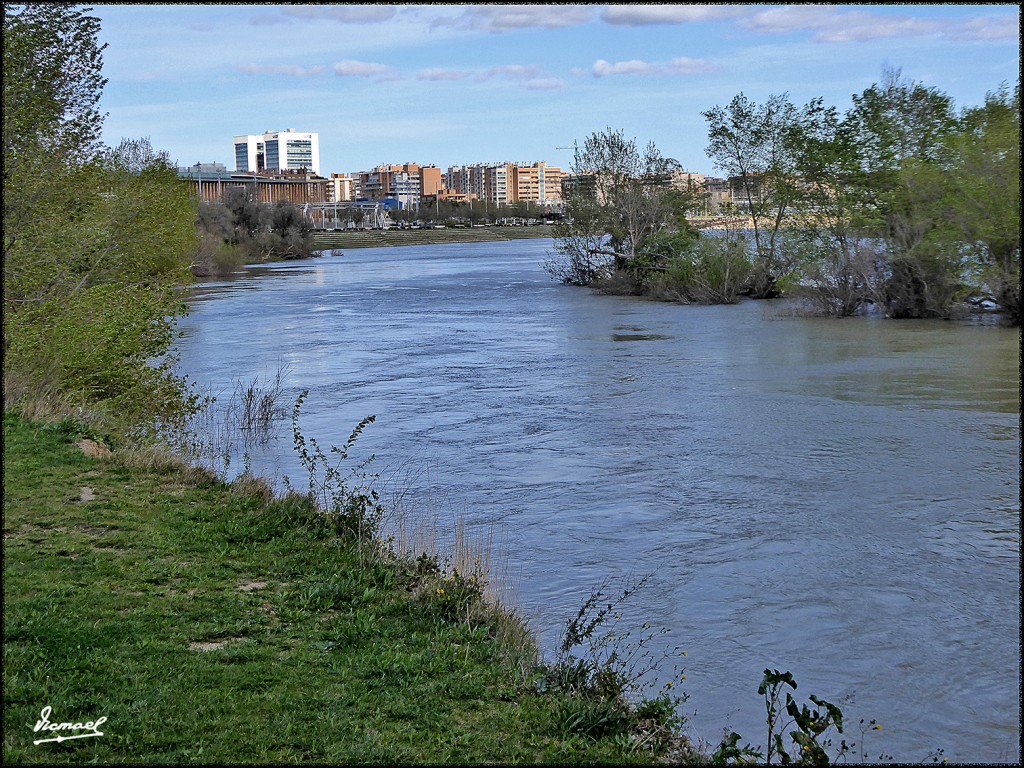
[{"left": 645, "top": 236, "right": 752, "bottom": 304}]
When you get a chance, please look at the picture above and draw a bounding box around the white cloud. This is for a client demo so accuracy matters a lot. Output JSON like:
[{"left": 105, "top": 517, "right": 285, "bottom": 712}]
[
  {"left": 481, "top": 64, "right": 542, "bottom": 80},
  {"left": 593, "top": 57, "right": 715, "bottom": 77},
  {"left": 416, "top": 62, "right": 562, "bottom": 90},
  {"left": 417, "top": 67, "right": 471, "bottom": 81},
  {"left": 430, "top": 5, "right": 594, "bottom": 31},
  {"left": 666, "top": 56, "right": 716, "bottom": 75},
  {"left": 593, "top": 59, "right": 652, "bottom": 77},
  {"left": 948, "top": 14, "right": 1019, "bottom": 41},
  {"left": 333, "top": 60, "right": 398, "bottom": 80},
  {"left": 523, "top": 77, "right": 565, "bottom": 90},
  {"left": 238, "top": 63, "right": 324, "bottom": 77},
  {"left": 600, "top": 5, "right": 748, "bottom": 26},
  {"left": 741, "top": 6, "right": 1018, "bottom": 43},
  {"left": 282, "top": 6, "right": 397, "bottom": 24}
]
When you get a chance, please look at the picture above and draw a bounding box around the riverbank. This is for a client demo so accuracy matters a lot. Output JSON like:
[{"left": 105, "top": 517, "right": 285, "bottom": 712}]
[
  {"left": 311, "top": 224, "right": 554, "bottom": 251},
  {"left": 2, "top": 413, "right": 692, "bottom": 764}
]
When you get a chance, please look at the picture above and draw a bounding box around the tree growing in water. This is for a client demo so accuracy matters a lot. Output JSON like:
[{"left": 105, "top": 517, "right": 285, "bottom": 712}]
[
  {"left": 545, "top": 128, "right": 696, "bottom": 287},
  {"left": 702, "top": 92, "right": 805, "bottom": 298}
]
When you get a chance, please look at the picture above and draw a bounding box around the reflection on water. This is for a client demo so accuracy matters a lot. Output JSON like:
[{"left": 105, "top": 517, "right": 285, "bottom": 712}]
[{"left": 175, "top": 240, "right": 1020, "bottom": 763}]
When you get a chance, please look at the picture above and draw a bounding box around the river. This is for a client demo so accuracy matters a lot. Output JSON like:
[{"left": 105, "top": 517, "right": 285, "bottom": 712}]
[{"left": 175, "top": 238, "right": 1020, "bottom": 763}]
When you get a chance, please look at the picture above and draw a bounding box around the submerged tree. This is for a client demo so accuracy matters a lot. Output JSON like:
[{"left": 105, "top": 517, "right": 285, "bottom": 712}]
[
  {"left": 545, "top": 128, "right": 693, "bottom": 286},
  {"left": 845, "top": 66, "right": 961, "bottom": 318},
  {"left": 944, "top": 83, "right": 1021, "bottom": 324},
  {"left": 193, "top": 187, "right": 316, "bottom": 274},
  {"left": 703, "top": 92, "right": 804, "bottom": 297}
]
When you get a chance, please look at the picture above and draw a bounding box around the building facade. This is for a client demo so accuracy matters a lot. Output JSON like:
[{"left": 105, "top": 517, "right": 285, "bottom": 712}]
[
  {"left": 327, "top": 173, "right": 355, "bottom": 203},
  {"left": 233, "top": 129, "right": 320, "bottom": 176},
  {"left": 178, "top": 168, "right": 329, "bottom": 206},
  {"left": 440, "top": 162, "right": 563, "bottom": 207}
]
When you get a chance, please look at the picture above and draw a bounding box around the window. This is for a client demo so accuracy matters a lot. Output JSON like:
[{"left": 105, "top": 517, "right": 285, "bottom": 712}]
[{"left": 234, "top": 143, "right": 249, "bottom": 170}]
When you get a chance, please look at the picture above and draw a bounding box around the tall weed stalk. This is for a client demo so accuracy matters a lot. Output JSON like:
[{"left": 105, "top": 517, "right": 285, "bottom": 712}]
[{"left": 285, "top": 389, "right": 383, "bottom": 560}]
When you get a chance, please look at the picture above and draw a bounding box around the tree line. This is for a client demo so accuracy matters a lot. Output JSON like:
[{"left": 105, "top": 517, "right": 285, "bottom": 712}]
[
  {"left": 2, "top": 4, "right": 317, "bottom": 436},
  {"left": 546, "top": 67, "right": 1020, "bottom": 326},
  {"left": 193, "top": 189, "right": 316, "bottom": 276},
  {"left": 3, "top": 4, "right": 202, "bottom": 434}
]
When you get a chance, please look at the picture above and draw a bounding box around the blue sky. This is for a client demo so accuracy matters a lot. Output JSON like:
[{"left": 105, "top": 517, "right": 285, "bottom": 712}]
[{"left": 91, "top": 3, "right": 1020, "bottom": 177}]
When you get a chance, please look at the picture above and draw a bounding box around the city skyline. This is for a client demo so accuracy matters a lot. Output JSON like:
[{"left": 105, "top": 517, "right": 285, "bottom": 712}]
[{"left": 91, "top": 3, "right": 1020, "bottom": 177}]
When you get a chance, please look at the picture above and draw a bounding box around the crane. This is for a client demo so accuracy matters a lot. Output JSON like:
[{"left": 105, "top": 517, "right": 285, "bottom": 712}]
[{"left": 555, "top": 142, "right": 581, "bottom": 194}]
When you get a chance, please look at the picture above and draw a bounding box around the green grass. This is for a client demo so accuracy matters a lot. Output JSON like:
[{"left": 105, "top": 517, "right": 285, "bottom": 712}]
[
  {"left": 311, "top": 225, "right": 554, "bottom": 251},
  {"left": 3, "top": 413, "right": 688, "bottom": 764}
]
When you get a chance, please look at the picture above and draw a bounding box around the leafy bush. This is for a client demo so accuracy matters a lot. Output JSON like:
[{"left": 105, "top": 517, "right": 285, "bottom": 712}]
[
  {"left": 645, "top": 235, "right": 752, "bottom": 304},
  {"left": 713, "top": 669, "right": 848, "bottom": 765}
]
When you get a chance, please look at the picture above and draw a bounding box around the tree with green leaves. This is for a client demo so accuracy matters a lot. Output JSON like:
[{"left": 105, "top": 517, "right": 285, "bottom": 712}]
[
  {"left": 3, "top": 4, "right": 200, "bottom": 435},
  {"left": 545, "top": 127, "right": 693, "bottom": 286},
  {"left": 782, "top": 97, "right": 887, "bottom": 315},
  {"left": 845, "top": 66, "right": 961, "bottom": 318},
  {"left": 944, "top": 83, "right": 1021, "bottom": 324},
  {"left": 703, "top": 92, "right": 805, "bottom": 297}
]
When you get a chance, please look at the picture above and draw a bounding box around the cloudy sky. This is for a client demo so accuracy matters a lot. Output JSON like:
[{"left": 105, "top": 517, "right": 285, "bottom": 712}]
[{"left": 91, "top": 3, "right": 1020, "bottom": 177}]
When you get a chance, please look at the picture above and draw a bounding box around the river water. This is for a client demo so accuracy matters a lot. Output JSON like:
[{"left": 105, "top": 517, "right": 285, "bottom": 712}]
[{"left": 175, "top": 239, "right": 1020, "bottom": 763}]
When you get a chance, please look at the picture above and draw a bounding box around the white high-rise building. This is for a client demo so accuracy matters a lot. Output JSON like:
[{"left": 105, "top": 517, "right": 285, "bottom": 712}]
[{"left": 233, "top": 129, "right": 320, "bottom": 176}]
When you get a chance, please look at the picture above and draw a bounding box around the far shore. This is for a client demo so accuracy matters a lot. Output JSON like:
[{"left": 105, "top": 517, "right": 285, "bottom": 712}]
[{"left": 311, "top": 224, "right": 555, "bottom": 251}]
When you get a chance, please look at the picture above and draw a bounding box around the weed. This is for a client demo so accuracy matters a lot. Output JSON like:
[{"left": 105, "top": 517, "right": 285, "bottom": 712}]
[
  {"left": 547, "top": 574, "right": 686, "bottom": 704},
  {"left": 227, "top": 367, "right": 288, "bottom": 448},
  {"left": 166, "top": 364, "right": 289, "bottom": 480},
  {"left": 713, "top": 669, "right": 848, "bottom": 765},
  {"left": 285, "top": 389, "right": 384, "bottom": 559},
  {"left": 534, "top": 573, "right": 690, "bottom": 756}
]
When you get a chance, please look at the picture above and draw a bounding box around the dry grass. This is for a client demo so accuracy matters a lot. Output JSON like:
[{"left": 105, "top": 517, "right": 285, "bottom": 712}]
[{"left": 376, "top": 463, "right": 537, "bottom": 672}]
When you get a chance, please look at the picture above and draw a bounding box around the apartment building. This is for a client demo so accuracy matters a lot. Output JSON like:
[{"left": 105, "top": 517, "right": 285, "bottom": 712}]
[
  {"left": 704, "top": 177, "right": 731, "bottom": 214},
  {"left": 355, "top": 163, "right": 424, "bottom": 209},
  {"left": 444, "top": 165, "right": 486, "bottom": 200},
  {"left": 327, "top": 173, "right": 355, "bottom": 203},
  {"left": 233, "top": 129, "right": 320, "bottom": 176},
  {"left": 420, "top": 166, "right": 443, "bottom": 198},
  {"left": 484, "top": 163, "right": 514, "bottom": 206},
  {"left": 440, "top": 162, "right": 563, "bottom": 207},
  {"left": 513, "top": 162, "right": 563, "bottom": 206}
]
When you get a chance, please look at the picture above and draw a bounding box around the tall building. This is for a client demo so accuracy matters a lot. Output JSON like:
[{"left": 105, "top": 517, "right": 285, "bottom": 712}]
[
  {"left": 445, "top": 162, "right": 562, "bottom": 207},
  {"left": 233, "top": 129, "right": 320, "bottom": 176},
  {"left": 514, "top": 162, "right": 563, "bottom": 206}
]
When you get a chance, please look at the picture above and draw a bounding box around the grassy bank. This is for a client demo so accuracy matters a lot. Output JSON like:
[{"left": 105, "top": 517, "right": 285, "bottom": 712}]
[
  {"left": 311, "top": 225, "right": 554, "bottom": 251},
  {"left": 2, "top": 413, "right": 690, "bottom": 764}
]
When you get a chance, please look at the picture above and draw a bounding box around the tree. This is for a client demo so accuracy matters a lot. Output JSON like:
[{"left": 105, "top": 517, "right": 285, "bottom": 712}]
[
  {"left": 944, "top": 83, "right": 1021, "bottom": 324},
  {"left": 785, "top": 98, "right": 886, "bottom": 315},
  {"left": 703, "top": 92, "right": 804, "bottom": 297},
  {"left": 545, "top": 128, "right": 688, "bottom": 285},
  {"left": 845, "top": 66, "right": 961, "bottom": 318},
  {"left": 194, "top": 188, "right": 316, "bottom": 270},
  {"left": 3, "top": 4, "right": 200, "bottom": 435}
]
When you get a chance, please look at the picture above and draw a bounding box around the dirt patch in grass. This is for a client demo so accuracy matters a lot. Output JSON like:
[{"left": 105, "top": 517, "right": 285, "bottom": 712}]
[
  {"left": 78, "top": 438, "right": 112, "bottom": 459},
  {"left": 236, "top": 580, "right": 269, "bottom": 592},
  {"left": 188, "top": 637, "right": 244, "bottom": 652},
  {"left": 74, "top": 522, "right": 115, "bottom": 536}
]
